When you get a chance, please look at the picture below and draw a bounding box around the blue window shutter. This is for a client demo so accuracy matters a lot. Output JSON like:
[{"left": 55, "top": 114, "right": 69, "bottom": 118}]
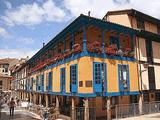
[
  {"left": 41, "top": 74, "right": 44, "bottom": 92},
  {"left": 127, "top": 65, "right": 130, "bottom": 90},
  {"left": 118, "top": 64, "right": 122, "bottom": 91},
  {"left": 36, "top": 76, "right": 38, "bottom": 91},
  {"left": 49, "top": 72, "right": 52, "bottom": 91},
  {"left": 70, "top": 65, "right": 77, "bottom": 93},
  {"left": 60, "top": 68, "right": 62, "bottom": 92},
  {"left": 103, "top": 63, "right": 107, "bottom": 92},
  {"left": 31, "top": 78, "right": 34, "bottom": 90}
]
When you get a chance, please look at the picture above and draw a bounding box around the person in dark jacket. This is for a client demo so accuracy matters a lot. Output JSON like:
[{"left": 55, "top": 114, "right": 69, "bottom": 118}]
[{"left": 8, "top": 98, "right": 16, "bottom": 116}]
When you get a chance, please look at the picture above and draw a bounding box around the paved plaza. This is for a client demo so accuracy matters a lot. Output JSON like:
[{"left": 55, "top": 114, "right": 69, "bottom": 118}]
[
  {"left": 0, "top": 104, "right": 41, "bottom": 120},
  {"left": 117, "top": 113, "right": 160, "bottom": 120}
]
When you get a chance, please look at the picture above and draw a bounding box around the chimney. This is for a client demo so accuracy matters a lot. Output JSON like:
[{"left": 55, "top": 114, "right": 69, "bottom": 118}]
[
  {"left": 88, "top": 11, "right": 91, "bottom": 17},
  {"left": 88, "top": 11, "right": 91, "bottom": 21},
  {"left": 43, "top": 43, "right": 45, "bottom": 47}
]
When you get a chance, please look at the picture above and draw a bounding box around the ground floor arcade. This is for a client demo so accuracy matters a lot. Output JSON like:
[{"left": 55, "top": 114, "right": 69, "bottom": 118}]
[{"left": 13, "top": 90, "right": 146, "bottom": 120}]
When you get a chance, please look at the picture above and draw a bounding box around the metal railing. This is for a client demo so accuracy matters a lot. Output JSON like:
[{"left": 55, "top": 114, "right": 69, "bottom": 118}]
[{"left": 114, "top": 101, "right": 160, "bottom": 119}]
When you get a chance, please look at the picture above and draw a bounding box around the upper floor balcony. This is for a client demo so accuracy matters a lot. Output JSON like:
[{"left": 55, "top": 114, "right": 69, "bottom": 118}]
[{"left": 28, "top": 15, "right": 135, "bottom": 74}]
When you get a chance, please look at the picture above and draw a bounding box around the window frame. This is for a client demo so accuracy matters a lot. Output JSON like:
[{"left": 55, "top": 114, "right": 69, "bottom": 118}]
[
  {"left": 137, "top": 19, "right": 145, "bottom": 30},
  {"left": 60, "top": 67, "right": 66, "bottom": 92},
  {"left": 118, "top": 64, "right": 130, "bottom": 91},
  {"left": 70, "top": 65, "right": 77, "bottom": 85}
]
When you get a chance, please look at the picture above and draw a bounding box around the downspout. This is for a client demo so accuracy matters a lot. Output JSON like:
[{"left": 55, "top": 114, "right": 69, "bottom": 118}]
[
  {"left": 137, "top": 36, "right": 143, "bottom": 93},
  {"left": 135, "top": 36, "right": 142, "bottom": 92}
]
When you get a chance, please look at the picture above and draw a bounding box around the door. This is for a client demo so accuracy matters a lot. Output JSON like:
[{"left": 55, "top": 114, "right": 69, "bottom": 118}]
[
  {"left": 70, "top": 65, "right": 77, "bottom": 93},
  {"left": 93, "top": 62, "right": 106, "bottom": 93},
  {"left": 60, "top": 68, "right": 66, "bottom": 92}
]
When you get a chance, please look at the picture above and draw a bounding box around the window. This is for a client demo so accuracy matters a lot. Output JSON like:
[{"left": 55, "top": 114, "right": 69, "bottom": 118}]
[
  {"left": 137, "top": 19, "right": 145, "bottom": 30},
  {"left": 110, "top": 36, "right": 119, "bottom": 49},
  {"left": 119, "top": 65, "right": 130, "bottom": 91},
  {"left": 60, "top": 68, "right": 65, "bottom": 92},
  {"left": 58, "top": 49, "right": 61, "bottom": 54},
  {"left": 0, "top": 81, "right": 2, "bottom": 85},
  {"left": 70, "top": 40, "right": 74, "bottom": 50},
  {"left": 95, "top": 63, "right": 101, "bottom": 84},
  {"left": 148, "top": 67, "right": 156, "bottom": 90},
  {"left": 70, "top": 65, "right": 77, "bottom": 84},
  {"left": 146, "top": 40, "right": 153, "bottom": 63},
  {"left": 143, "top": 93, "right": 149, "bottom": 102},
  {"left": 157, "top": 25, "right": 160, "bottom": 35},
  {"left": 5, "top": 68, "right": 8, "bottom": 73},
  {"left": 130, "top": 95, "right": 138, "bottom": 103}
]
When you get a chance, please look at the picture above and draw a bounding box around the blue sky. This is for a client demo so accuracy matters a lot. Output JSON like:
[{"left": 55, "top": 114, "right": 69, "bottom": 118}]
[{"left": 0, "top": 0, "right": 160, "bottom": 58}]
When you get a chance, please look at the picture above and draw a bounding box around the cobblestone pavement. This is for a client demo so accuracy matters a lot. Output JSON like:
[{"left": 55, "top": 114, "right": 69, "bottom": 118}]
[{"left": 0, "top": 104, "right": 41, "bottom": 120}]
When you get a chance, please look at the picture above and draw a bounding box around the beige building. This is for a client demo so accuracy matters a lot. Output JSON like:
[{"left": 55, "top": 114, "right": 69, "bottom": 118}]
[
  {"left": 10, "top": 58, "right": 28, "bottom": 98},
  {"left": 0, "top": 58, "right": 19, "bottom": 92},
  {"left": 103, "top": 9, "right": 160, "bottom": 102}
]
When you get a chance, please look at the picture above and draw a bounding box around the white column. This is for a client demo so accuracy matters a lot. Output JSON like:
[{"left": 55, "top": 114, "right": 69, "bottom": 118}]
[
  {"left": 39, "top": 94, "right": 42, "bottom": 105},
  {"left": 30, "top": 93, "right": 32, "bottom": 103},
  {"left": 45, "top": 94, "right": 49, "bottom": 107},
  {"left": 33, "top": 93, "right": 36, "bottom": 104},
  {"left": 55, "top": 96, "right": 60, "bottom": 114},
  {"left": 139, "top": 94, "right": 143, "bottom": 115},
  {"left": 107, "top": 97, "right": 111, "bottom": 120},
  {"left": 84, "top": 98, "right": 89, "bottom": 120},
  {"left": 71, "top": 97, "right": 75, "bottom": 120}
]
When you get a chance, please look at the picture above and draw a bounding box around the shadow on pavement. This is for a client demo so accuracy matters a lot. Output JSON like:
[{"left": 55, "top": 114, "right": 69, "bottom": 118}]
[{"left": 0, "top": 111, "right": 41, "bottom": 120}]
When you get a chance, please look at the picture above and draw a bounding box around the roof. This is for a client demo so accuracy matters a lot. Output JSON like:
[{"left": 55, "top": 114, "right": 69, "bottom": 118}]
[
  {"left": 0, "top": 58, "right": 17, "bottom": 65},
  {"left": 27, "top": 14, "right": 136, "bottom": 64},
  {"left": 103, "top": 9, "right": 160, "bottom": 25}
]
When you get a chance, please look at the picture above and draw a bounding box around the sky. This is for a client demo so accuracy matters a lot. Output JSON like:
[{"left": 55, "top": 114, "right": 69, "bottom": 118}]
[{"left": 0, "top": 0, "right": 160, "bottom": 59}]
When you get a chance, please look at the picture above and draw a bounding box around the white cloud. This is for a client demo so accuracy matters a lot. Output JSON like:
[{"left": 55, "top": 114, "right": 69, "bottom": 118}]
[
  {"left": 0, "top": 48, "right": 38, "bottom": 59},
  {"left": 63, "top": 0, "right": 160, "bottom": 19},
  {"left": 16, "top": 37, "right": 34, "bottom": 45},
  {"left": 1, "top": 0, "right": 67, "bottom": 26},
  {"left": 0, "top": 27, "right": 9, "bottom": 38},
  {"left": 4, "top": 1, "right": 12, "bottom": 9}
]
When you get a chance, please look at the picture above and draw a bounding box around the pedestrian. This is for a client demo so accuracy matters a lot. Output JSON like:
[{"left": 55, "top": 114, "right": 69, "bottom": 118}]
[
  {"left": 16, "top": 98, "right": 20, "bottom": 106},
  {"left": 8, "top": 97, "right": 16, "bottom": 116}
]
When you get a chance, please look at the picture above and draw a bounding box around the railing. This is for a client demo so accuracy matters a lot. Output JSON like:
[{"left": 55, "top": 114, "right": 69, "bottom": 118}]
[{"left": 114, "top": 102, "right": 160, "bottom": 119}]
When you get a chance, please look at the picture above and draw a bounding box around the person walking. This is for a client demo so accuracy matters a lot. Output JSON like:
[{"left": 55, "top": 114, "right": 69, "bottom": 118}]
[{"left": 8, "top": 98, "right": 16, "bottom": 116}]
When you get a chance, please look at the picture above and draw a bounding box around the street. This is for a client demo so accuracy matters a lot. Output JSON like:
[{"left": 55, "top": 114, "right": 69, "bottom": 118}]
[{"left": 0, "top": 104, "right": 41, "bottom": 120}]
